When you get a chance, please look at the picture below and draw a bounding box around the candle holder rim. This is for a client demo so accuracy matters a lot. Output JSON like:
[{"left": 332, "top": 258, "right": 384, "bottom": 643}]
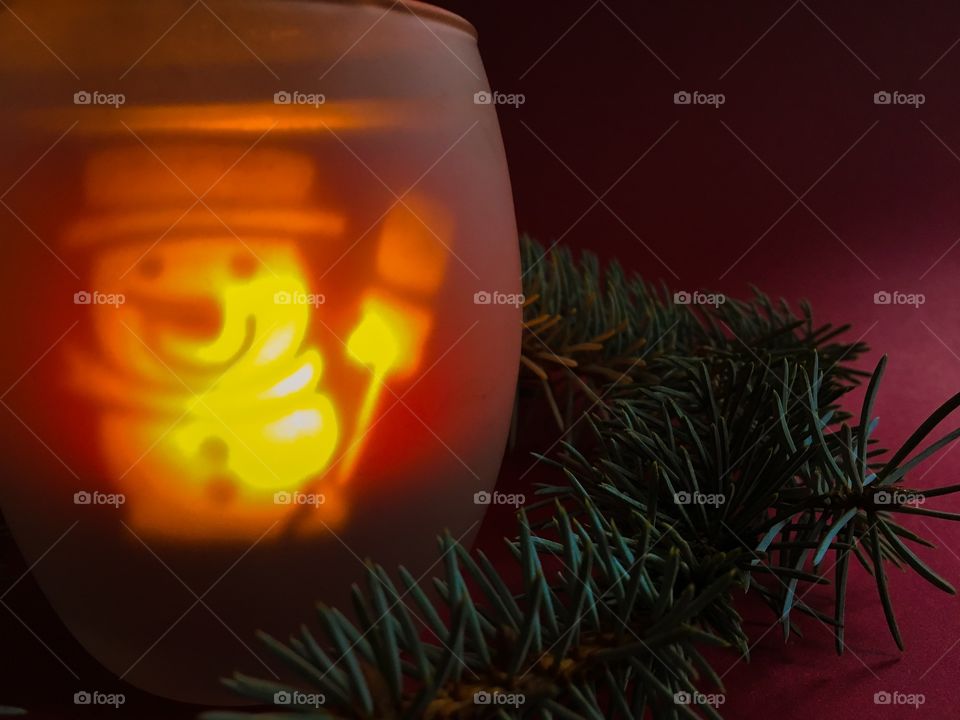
[{"left": 287, "top": 0, "right": 477, "bottom": 39}]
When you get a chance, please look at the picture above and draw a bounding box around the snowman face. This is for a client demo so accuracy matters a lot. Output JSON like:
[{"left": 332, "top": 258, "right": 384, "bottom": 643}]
[{"left": 63, "top": 145, "right": 448, "bottom": 541}]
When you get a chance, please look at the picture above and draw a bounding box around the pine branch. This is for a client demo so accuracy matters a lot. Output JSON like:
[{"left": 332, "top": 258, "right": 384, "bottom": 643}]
[
  {"left": 517, "top": 237, "right": 867, "bottom": 435},
  {"left": 544, "top": 352, "right": 960, "bottom": 650},
  {"left": 202, "top": 508, "right": 735, "bottom": 720},
  {"left": 208, "top": 238, "right": 960, "bottom": 719}
]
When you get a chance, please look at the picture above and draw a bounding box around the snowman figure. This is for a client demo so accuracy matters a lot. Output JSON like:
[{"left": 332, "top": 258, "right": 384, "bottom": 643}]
[{"left": 64, "top": 143, "right": 449, "bottom": 540}]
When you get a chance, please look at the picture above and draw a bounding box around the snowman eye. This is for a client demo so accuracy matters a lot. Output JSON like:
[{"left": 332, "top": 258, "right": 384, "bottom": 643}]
[
  {"left": 231, "top": 252, "right": 259, "bottom": 279},
  {"left": 199, "top": 436, "right": 229, "bottom": 466},
  {"left": 139, "top": 256, "right": 163, "bottom": 279}
]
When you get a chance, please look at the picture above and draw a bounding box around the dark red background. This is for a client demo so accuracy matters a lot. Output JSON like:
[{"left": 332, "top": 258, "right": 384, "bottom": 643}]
[
  {"left": 6, "top": 1, "right": 960, "bottom": 717},
  {"left": 446, "top": 2, "right": 960, "bottom": 719}
]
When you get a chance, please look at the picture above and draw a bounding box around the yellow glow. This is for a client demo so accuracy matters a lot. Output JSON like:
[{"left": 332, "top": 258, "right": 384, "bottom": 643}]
[
  {"left": 165, "top": 265, "right": 339, "bottom": 492},
  {"left": 347, "top": 306, "right": 400, "bottom": 372},
  {"left": 263, "top": 362, "right": 316, "bottom": 399},
  {"left": 266, "top": 410, "right": 324, "bottom": 442},
  {"left": 335, "top": 296, "right": 433, "bottom": 482},
  {"left": 347, "top": 296, "right": 431, "bottom": 375},
  {"left": 255, "top": 324, "right": 299, "bottom": 366}
]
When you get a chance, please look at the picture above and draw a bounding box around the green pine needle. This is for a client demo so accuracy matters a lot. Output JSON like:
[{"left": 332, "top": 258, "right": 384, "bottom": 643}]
[{"left": 198, "top": 237, "right": 960, "bottom": 719}]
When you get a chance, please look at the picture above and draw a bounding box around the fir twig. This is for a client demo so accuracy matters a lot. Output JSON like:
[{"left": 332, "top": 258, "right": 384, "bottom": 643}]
[{"left": 211, "top": 238, "right": 960, "bottom": 719}]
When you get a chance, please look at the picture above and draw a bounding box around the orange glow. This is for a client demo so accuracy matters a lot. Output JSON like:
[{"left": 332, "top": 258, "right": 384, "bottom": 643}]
[
  {"left": 84, "top": 145, "right": 318, "bottom": 205},
  {"left": 337, "top": 296, "right": 432, "bottom": 481},
  {"left": 32, "top": 101, "right": 425, "bottom": 138},
  {"left": 70, "top": 244, "right": 344, "bottom": 538},
  {"left": 377, "top": 201, "right": 451, "bottom": 295},
  {"left": 65, "top": 147, "right": 450, "bottom": 540}
]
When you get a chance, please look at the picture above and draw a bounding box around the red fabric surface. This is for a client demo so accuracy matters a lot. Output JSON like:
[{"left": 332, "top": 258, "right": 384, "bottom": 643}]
[{"left": 6, "top": 1, "right": 960, "bottom": 717}]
